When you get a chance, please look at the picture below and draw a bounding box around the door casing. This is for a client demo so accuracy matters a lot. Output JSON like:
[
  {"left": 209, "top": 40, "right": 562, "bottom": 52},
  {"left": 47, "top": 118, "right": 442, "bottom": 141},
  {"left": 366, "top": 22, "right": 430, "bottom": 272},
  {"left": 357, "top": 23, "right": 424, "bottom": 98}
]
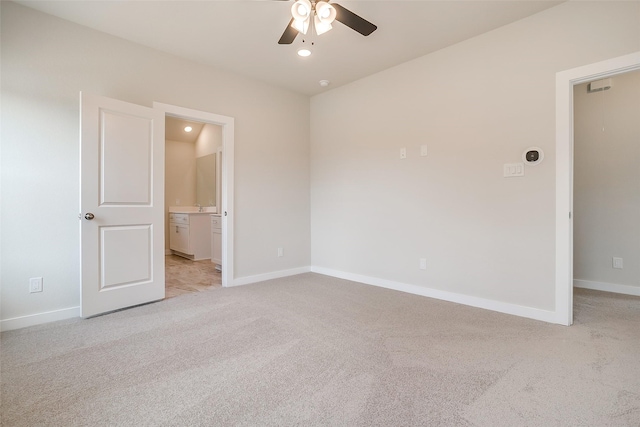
[
  {"left": 555, "top": 51, "right": 640, "bottom": 326},
  {"left": 154, "top": 102, "right": 235, "bottom": 287}
]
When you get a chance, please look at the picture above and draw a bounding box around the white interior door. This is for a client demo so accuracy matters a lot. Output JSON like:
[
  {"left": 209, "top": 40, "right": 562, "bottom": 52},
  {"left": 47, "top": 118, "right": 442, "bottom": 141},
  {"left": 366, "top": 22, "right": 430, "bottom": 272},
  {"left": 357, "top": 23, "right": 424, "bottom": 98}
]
[{"left": 80, "top": 92, "right": 165, "bottom": 317}]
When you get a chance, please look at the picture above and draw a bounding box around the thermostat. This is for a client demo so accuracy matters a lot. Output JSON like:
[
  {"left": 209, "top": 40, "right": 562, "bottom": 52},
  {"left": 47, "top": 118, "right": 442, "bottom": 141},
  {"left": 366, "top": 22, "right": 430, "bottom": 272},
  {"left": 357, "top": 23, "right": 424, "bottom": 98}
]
[{"left": 522, "top": 147, "right": 544, "bottom": 166}]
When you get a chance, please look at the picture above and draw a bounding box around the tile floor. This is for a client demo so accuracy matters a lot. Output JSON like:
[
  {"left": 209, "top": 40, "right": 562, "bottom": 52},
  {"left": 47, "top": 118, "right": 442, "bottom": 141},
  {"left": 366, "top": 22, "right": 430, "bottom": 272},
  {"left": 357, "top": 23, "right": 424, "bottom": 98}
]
[{"left": 165, "top": 254, "right": 221, "bottom": 299}]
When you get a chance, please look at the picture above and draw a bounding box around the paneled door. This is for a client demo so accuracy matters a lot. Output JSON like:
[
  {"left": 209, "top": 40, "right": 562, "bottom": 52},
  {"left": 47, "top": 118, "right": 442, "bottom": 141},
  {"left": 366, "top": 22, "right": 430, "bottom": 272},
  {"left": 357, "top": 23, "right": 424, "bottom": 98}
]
[{"left": 80, "top": 93, "right": 165, "bottom": 317}]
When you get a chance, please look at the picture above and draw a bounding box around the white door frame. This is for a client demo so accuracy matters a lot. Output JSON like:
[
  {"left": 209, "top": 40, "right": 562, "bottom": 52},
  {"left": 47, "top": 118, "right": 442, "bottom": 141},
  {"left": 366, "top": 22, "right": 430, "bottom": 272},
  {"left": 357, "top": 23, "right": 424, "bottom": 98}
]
[
  {"left": 154, "top": 102, "right": 235, "bottom": 287},
  {"left": 555, "top": 51, "right": 640, "bottom": 326}
]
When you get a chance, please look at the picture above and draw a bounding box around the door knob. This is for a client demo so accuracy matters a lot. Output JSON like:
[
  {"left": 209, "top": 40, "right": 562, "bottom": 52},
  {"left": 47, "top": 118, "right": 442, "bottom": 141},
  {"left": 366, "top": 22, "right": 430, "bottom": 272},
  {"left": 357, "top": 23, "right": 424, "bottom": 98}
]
[{"left": 84, "top": 213, "right": 95, "bottom": 220}]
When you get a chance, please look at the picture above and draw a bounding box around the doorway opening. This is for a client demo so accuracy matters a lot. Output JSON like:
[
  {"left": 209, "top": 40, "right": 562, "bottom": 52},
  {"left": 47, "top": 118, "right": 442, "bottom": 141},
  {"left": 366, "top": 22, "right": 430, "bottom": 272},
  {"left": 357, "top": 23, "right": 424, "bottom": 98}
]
[
  {"left": 164, "top": 116, "right": 223, "bottom": 298},
  {"left": 555, "top": 51, "right": 640, "bottom": 326},
  {"left": 572, "top": 70, "right": 640, "bottom": 324},
  {"left": 154, "top": 102, "right": 235, "bottom": 293},
  {"left": 573, "top": 70, "right": 640, "bottom": 300}
]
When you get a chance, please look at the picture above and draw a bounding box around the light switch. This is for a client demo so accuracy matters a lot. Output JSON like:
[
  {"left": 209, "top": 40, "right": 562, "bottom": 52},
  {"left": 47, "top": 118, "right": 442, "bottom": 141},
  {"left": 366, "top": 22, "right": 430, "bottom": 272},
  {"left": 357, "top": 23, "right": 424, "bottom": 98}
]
[
  {"left": 420, "top": 145, "right": 428, "bottom": 157},
  {"left": 613, "top": 257, "right": 623, "bottom": 269},
  {"left": 29, "top": 277, "right": 43, "bottom": 293},
  {"left": 504, "top": 163, "right": 524, "bottom": 177},
  {"left": 400, "top": 148, "right": 407, "bottom": 159}
]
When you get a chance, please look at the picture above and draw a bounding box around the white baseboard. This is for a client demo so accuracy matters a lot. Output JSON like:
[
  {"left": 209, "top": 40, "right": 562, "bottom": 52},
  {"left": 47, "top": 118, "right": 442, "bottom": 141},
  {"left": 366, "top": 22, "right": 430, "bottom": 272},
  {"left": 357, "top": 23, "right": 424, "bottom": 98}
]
[
  {"left": 574, "top": 279, "right": 640, "bottom": 297},
  {"left": 230, "top": 266, "right": 311, "bottom": 287},
  {"left": 1, "top": 306, "right": 80, "bottom": 332},
  {"left": 311, "top": 266, "right": 560, "bottom": 324},
  {"left": 2, "top": 267, "right": 569, "bottom": 331}
]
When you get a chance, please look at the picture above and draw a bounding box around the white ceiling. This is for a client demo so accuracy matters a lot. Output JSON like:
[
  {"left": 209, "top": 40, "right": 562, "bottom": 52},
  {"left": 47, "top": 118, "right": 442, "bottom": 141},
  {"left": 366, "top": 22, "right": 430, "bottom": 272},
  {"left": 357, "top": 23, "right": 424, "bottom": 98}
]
[{"left": 16, "top": 0, "right": 563, "bottom": 96}]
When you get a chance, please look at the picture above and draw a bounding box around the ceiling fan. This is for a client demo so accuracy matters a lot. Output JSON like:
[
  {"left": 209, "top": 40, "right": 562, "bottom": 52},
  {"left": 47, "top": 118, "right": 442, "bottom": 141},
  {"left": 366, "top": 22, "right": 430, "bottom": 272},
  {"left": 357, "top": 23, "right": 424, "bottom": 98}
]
[{"left": 278, "top": 0, "right": 377, "bottom": 45}]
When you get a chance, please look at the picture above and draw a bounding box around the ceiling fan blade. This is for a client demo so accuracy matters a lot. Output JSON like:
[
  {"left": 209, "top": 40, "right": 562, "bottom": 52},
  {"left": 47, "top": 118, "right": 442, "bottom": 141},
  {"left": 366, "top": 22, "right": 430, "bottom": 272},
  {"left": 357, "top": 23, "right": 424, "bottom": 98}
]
[
  {"left": 278, "top": 18, "right": 299, "bottom": 44},
  {"left": 332, "top": 3, "right": 377, "bottom": 36}
]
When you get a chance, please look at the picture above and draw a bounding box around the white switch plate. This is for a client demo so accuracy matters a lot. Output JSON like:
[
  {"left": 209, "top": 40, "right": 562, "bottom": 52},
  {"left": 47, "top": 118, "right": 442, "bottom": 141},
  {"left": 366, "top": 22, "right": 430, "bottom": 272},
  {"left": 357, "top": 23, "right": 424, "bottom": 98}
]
[
  {"left": 277, "top": 247, "right": 283, "bottom": 257},
  {"left": 613, "top": 257, "right": 623, "bottom": 269},
  {"left": 400, "top": 148, "right": 407, "bottom": 159},
  {"left": 420, "top": 145, "right": 428, "bottom": 157},
  {"left": 503, "top": 163, "right": 524, "bottom": 177},
  {"left": 419, "top": 258, "right": 427, "bottom": 270},
  {"left": 29, "top": 277, "right": 43, "bottom": 293}
]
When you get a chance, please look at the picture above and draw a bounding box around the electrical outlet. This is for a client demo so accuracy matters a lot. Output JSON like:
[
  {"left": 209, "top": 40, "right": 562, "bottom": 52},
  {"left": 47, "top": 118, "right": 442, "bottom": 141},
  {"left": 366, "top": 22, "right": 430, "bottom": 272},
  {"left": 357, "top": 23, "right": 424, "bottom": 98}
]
[
  {"left": 400, "top": 148, "right": 407, "bottom": 159},
  {"left": 277, "top": 247, "right": 283, "bottom": 257},
  {"left": 29, "top": 277, "right": 43, "bottom": 293},
  {"left": 419, "top": 258, "right": 427, "bottom": 270},
  {"left": 613, "top": 257, "right": 623, "bottom": 269}
]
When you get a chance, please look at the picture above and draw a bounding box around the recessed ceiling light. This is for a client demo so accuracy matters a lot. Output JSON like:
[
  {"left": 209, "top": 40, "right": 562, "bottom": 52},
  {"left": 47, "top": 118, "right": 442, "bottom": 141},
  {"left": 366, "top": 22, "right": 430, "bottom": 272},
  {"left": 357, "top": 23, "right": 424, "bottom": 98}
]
[
  {"left": 297, "top": 49, "right": 311, "bottom": 57},
  {"left": 319, "top": 80, "right": 330, "bottom": 87},
  {"left": 184, "top": 126, "right": 193, "bottom": 132}
]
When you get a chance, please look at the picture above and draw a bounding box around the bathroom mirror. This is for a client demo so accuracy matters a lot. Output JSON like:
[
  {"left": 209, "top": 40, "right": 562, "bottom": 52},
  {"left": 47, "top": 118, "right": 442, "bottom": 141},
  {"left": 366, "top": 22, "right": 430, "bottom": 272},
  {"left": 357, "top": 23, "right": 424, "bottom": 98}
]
[
  {"left": 196, "top": 153, "right": 216, "bottom": 207},
  {"left": 165, "top": 117, "right": 221, "bottom": 212}
]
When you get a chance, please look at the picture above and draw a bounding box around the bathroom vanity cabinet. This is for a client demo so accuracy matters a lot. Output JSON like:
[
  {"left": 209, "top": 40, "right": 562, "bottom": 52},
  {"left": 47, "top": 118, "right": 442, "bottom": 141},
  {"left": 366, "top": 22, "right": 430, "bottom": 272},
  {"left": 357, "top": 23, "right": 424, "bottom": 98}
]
[
  {"left": 169, "top": 213, "right": 211, "bottom": 260},
  {"left": 210, "top": 214, "right": 222, "bottom": 269}
]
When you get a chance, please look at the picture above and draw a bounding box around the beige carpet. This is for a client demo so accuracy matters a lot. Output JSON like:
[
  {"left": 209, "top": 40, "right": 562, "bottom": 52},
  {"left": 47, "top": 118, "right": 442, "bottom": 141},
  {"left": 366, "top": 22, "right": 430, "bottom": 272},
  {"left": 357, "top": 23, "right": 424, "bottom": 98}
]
[{"left": 1, "top": 273, "right": 639, "bottom": 426}]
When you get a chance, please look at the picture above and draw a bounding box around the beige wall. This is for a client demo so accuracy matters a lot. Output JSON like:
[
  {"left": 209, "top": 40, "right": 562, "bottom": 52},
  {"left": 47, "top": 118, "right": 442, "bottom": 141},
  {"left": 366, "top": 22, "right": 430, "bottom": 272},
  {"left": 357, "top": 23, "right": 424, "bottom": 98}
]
[
  {"left": 1, "top": 2, "right": 311, "bottom": 322},
  {"left": 574, "top": 70, "right": 640, "bottom": 290},
  {"left": 310, "top": 1, "right": 640, "bottom": 311},
  {"left": 195, "top": 124, "right": 221, "bottom": 159}
]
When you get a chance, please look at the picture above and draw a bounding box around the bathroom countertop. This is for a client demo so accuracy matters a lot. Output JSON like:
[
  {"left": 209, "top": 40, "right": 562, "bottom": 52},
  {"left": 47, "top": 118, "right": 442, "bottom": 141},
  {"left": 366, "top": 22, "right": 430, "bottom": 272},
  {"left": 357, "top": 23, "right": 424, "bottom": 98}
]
[{"left": 169, "top": 206, "right": 217, "bottom": 214}]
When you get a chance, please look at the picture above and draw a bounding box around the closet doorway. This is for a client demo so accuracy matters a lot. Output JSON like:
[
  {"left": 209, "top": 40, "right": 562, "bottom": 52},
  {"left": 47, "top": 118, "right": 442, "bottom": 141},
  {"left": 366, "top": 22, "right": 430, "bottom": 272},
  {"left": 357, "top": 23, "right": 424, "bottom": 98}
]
[
  {"left": 555, "top": 51, "right": 640, "bottom": 325},
  {"left": 573, "top": 70, "right": 640, "bottom": 299}
]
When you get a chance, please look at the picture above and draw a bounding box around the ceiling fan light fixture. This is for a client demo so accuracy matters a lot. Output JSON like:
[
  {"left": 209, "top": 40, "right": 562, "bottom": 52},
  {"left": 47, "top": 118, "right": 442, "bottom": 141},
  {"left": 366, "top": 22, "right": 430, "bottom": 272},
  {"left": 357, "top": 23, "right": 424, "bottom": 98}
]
[
  {"left": 315, "top": 2, "right": 336, "bottom": 24},
  {"left": 291, "top": 16, "right": 310, "bottom": 35},
  {"left": 297, "top": 48, "right": 312, "bottom": 57},
  {"left": 314, "top": 15, "right": 332, "bottom": 35},
  {"left": 291, "top": 0, "right": 312, "bottom": 21},
  {"left": 278, "top": 0, "right": 376, "bottom": 45}
]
